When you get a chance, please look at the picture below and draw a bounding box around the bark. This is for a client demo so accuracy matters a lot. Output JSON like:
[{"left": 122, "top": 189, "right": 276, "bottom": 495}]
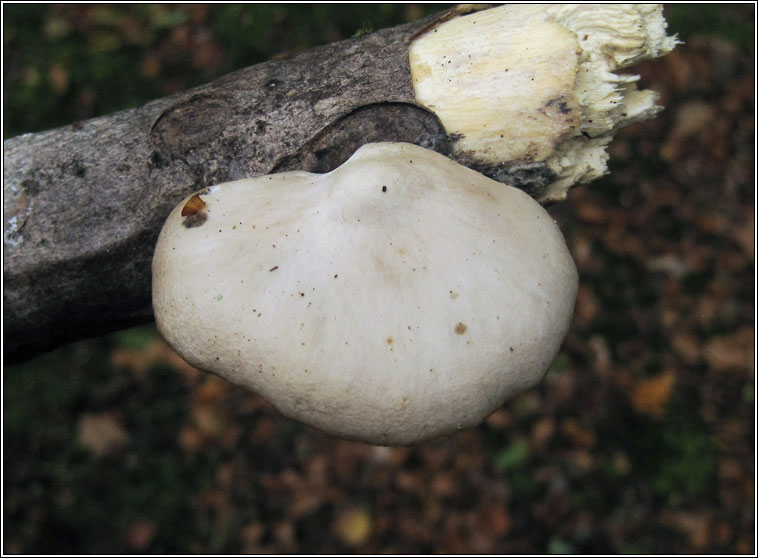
[{"left": 3, "top": 13, "right": 452, "bottom": 362}]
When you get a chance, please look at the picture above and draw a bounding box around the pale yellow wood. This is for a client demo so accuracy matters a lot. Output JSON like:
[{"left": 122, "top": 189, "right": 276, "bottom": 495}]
[{"left": 410, "top": 4, "right": 678, "bottom": 201}]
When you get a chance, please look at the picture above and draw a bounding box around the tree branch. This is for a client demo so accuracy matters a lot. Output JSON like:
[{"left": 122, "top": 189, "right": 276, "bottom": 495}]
[{"left": 3, "top": 5, "right": 676, "bottom": 362}]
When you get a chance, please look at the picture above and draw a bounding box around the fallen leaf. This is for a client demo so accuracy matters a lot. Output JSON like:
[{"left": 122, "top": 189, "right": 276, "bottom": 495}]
[
  {"left": 334, "top": 507, "right": 373, "bottom": 547},
  {"left": 191, "top": 403, "right": 226, "bottom": 438},
  {"left": 672, "top": 331, "right": 702, "bottom": 365},
  {"left": 530, "top": 417, "right": 556, "bottom": 452},
  {"left": 660, "top": 509, "right": 711, "bottom": 550},
  {"left": 734, "top": 211, "right": 754, "bottom": 261},
  {"left": 566, "top": 449, "right": 595, "bottom": 474},
  {"left": 249, "top": 416, "right": 276, "bottom": 444},
  {"left": 561, "top": 419, "right": 595, "bottom": 448},
  {"left": 574, "top": 285, "right": 599, "bottom": 327},
  {"left": 181, "top": 193, "right": 206, "bottom": 216},
  {"left": 77, "top": 412, "right": 129, "bottom": 457},
  {"left": 48, "top": 63, "right": 69, "bottom": 93},
  {"left": 672, "top": 101, "right": 717, "bottom": 139},
  {"left": 430, "top": 472, "right": 457, "bottom": 498},
  {"left": 111, "top": 337, "right": 201, "bottom": 381},
  {"left": 575, "top": 201, "right": 607, "bottom": 224},
  {"left": 485, "top": 409, "right": 511, "bottom": 429},
  {"left": 631, "top": 370, "right": 676, "bottom": 417},
  {"left": 612, "top": 452, "right": 632, "bottom": 475},
  {"left": 127, "top": 519, "right": 156, "bottom": 551},
  {"left": 141, "top": 52, "right": 161, "bottom": 77},
  {"left": 703, "top": 329, "right": 753, "bottom": 373},
  {"left": 179, "top": 425, "right": 203, "bottom": 453},
  {"left": 477, "top": 501, "right": 511, "bottom": 537},
  {"left": 240, "top": 522, "right": 266, "bottom": 554},
  {"left": 736, "top": 534, "right": 756, "bottom": 555},
  {"left": 195, "top": 376, "right": 229, "bottom": 403}
]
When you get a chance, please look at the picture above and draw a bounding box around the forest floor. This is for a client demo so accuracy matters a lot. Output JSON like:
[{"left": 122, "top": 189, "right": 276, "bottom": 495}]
[{"left": 4, "top": 5, "right": 755, "bottom": 554}]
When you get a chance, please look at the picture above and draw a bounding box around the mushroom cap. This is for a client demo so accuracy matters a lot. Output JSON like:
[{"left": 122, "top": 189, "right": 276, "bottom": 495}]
[{"left": 152, "top": 142, "right": 577, "bottom": 445}]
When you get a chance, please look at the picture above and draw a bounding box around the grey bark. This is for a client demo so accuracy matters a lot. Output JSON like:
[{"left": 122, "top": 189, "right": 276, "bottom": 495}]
[{"left": 4, "top": 10, "right": 546, "bottom": 362}]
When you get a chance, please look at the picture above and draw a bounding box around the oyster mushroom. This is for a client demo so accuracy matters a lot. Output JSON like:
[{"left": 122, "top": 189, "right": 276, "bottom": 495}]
[{"left": 152, "top": 142, "right": 578, "bottom": 445}]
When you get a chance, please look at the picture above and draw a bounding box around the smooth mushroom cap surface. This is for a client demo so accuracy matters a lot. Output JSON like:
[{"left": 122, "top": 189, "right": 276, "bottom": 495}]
[{"left": 152, "top": 142, "right": 578, "bottom": 445}]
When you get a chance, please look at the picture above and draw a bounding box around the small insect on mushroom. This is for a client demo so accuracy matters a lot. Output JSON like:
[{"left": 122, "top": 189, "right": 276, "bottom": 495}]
[{"left": 153, "top": 142, "right": 577, "bottom": 445}]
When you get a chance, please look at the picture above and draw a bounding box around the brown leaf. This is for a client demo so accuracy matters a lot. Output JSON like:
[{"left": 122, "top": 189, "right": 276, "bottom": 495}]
[
  {"left": 48, "top": 63, "right": 69, "bottom": 93},
  {"left": 77, "top": 412, "right": 129, "bottom": 457},
  {"left": 334, "top": 507, "right": 373, "bottom": 547},
  {"left": 574, "top": 285, "right": 599, "bottom": 327},
  {"left": 195, "top": 376, "right": 229, "bottom": 403},
  {"left": 631, "top": 370, "right": 676, "bottom": 417},
  {"left": 477, "top": 501, "right": 511, "bottom": 537},
  {"left": 566, "top": 449, "right": 595, "bottom": 474},
  {"left": 561, "top": 418, "right": 595, "bottom": 448},
  {"left": 290, "top": 492, "right": 321, "bottom": 519},
  {"left": 612, "top": 451, "right": 632, "bottom": 475},
  {"left": 531, "top": 417, "right": 556, "bottom": 452},
  {"left": 736, "top": 533, "right": 756, "bottom": 555},
  {"left": 575, "top": 201, "right": 607, "bottom": 224},
  {"left": 430, "top": 472, "right": 458, "bottom": 498},
  {"left": 485, "top": 408, "right": 511, "bottom": 429},
  {"left": 249, "top": 416, "right": 276, "bottom": 445},
  {"left": 672, "top": 331, "right": 702, "bottom": 365},
  {"left": 111, "top": 337, "right": 201, "bottom": 382},
  {"left": 179, "top": 425, "right": 203, "bottom": 453},
  {"left": 673, "top": 101, "right": 717, "bottom": 139},
  {"left": 126, "top": 520, "right": 156, "bottom": 551},
  {"left": 703, "top": 328, "right": 753, "bottom": 373},
  {"left": 660, "top": 509, "right": 711, "bottom": 551},
  {"left": 733, "top": 212, "right": 754, "bottom": 261},
  {"left": 240, "top": 522, "right": 266, "bottom": 554},
  {"left": 141, "top": 52, "right": 162, "bottom": 78},
  {"left": 191, "top": 403, "right": 227, "bottom": 439},
  {"left": 181, "top": 193, "right": 206, "bottom": 216}
]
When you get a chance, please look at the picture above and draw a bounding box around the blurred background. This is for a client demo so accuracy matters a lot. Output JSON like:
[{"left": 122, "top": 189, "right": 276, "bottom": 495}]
[{"left": 3, "top": 4, "right": 754, "bottom": 554}]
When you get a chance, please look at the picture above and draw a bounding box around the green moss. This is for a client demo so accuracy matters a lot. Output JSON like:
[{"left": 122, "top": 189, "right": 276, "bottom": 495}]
[{"left": 493, "top": 437, "right": 530, "bottom": 471}]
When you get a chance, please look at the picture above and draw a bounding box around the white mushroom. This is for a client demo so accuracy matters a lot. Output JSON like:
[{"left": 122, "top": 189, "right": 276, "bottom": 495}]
[{"left": 152, "top": 142, "right": 578, "bottom": 445}]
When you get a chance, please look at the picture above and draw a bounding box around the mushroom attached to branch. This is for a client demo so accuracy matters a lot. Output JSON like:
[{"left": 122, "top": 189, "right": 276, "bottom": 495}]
[{"left": 153, "top": 143, "right": 578, "bottom": 445}]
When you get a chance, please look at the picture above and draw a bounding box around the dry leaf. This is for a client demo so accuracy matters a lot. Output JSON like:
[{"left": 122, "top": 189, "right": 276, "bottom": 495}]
[
  {"left": 181, "top": 193, "right": 206, "bottom": 216},
  {"left": 334, "top": 507, "right": 373, "bottom": 547},
  {"left": 240, "top": 522, "right": 266, "bottom": 554},
  {"left": 531, "top": 417, "right": 556, "bottom": 451},
  {"left": 561, "top": 419, "right": 595, "bottom": 448},
  {"left": 195, "top": 376, "right": 229, "bottom": 403},
  {"left": 631, "top": 370, "right": 676, "bottom": 417},
  {"left": 703, "top": 329, "right": 753, "bottom": 373},
  {"left": 733, "top": 213, "right": 754, "bottom": 260},
  {"left": 485, "top": 409, "right": 511, "bottom": 429},
  {"left": 430, "top": 472, "right": 457, "bottom": 498},
  {"left": 111, "top": 337, "right": 201, "bottom": 381},
  {"left": 48, "top": 63, "right": 69, "bottom": 93},
  {"left": 77, "top": 412, "right": 129, "bottom": 457},
  {"left": 575, "top": 201, "right": 607, "bottom": 224},
  {"left": 660, "top": 509, "right": 711, "bottom": 550},
  {"left": 179, "top": 425, "right": 204, "bottom": 453},
  {"left": 574, "top": 285, "right": 599, "bottom": 327},
  {"left": 127, "top": 519, "right": 156, "bottom": 551},
  {"left": 672, "top": 331, "right": 702, "bottom": 365},
  {"left": 191, "top": 403, "right": 226, "bottom": 438},
  {"left": 477, "top": 502, "right": 511, "bottom": 537}
]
